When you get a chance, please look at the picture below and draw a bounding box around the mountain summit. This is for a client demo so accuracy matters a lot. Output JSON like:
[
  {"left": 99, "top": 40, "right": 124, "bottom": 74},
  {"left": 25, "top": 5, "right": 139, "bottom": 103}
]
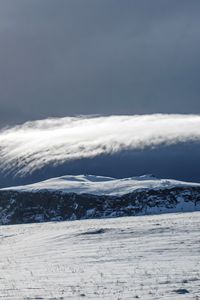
[{"left": 0, "top": 175, "right": 200, "bottom": 225}]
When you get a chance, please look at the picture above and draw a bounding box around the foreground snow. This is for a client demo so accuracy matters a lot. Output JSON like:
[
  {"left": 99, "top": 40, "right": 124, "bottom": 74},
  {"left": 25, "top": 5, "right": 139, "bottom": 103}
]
[
  {"left": 2, "top": 174, "right": 200, "bottom": 196},
  {"left": 0, "top": 212, "right": 200, "bottom": 299}
]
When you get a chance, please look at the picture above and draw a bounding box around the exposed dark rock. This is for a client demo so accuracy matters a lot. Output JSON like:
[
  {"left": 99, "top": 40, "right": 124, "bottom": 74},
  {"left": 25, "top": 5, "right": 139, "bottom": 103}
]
[
  {"left": 0, "top": 187, "right": 200, "bottom": 225},
  {"left": 80, "top": 228, "right": 107, "bottom": 235},
  {"left": 173, "top": 288, "right": 190, "bottom": 294}
]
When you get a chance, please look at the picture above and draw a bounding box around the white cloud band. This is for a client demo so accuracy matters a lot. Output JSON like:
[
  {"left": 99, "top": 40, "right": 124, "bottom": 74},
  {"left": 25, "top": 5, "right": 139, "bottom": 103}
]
[{"left": 0, "top": 114, "right": 200, "bottom": 176}]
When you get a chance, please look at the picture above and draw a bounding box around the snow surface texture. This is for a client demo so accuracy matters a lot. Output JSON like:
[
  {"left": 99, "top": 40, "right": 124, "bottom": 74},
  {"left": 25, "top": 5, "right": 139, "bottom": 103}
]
[
  {"left": 0, "top": 212, "right": 200, "bottom": 299},
  {"left": 2, "top": 174, "right": 200, "bottom": 196},
  {"left": 1, "top": 114, "right": 200, "bottom": 176}
]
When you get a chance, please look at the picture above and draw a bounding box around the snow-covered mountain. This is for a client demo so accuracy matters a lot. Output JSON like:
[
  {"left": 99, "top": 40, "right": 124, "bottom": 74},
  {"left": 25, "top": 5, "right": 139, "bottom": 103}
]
[
  {"left": 2, "top": 174, "right": 200, "bottom": 195},
  {"left": 0, "top": 174, "right": 200, "bottom": 225}
]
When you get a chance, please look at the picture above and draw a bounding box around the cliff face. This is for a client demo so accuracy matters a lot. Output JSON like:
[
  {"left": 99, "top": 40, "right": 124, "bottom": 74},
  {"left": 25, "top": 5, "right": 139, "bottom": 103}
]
[{"left": 0, "top": 186, "right": 200, "bottom": 225}]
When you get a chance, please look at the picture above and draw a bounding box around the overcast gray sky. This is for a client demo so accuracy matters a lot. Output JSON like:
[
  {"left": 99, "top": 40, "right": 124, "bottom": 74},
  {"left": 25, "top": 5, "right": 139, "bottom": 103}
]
[{"left": 0, "top": 0, "right": 200, "bottom": 126}]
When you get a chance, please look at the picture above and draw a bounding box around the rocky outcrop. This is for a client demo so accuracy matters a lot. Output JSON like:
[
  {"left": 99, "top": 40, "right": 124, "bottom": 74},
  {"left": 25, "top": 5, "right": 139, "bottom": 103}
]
[{"left": 0, "top": 186, "right": 200, "bottom": 225}]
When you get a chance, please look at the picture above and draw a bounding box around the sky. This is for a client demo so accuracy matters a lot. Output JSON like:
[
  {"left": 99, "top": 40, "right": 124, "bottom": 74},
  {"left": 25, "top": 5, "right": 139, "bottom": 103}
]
[
  {"left": 0, "top": 0, "right": 200, "bottom": 126},
  {"left": 0, "top": 1, "right": 200, "bottom": 186}
]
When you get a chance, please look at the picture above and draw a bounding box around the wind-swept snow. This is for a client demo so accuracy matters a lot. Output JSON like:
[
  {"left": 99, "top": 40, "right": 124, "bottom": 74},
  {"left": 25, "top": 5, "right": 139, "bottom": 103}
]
[
  {"left": 2, "top": 174, "right": 200, "bottom": 196},
  {"left": 0, "top": 212, "right": 200, "bottom": 299}
]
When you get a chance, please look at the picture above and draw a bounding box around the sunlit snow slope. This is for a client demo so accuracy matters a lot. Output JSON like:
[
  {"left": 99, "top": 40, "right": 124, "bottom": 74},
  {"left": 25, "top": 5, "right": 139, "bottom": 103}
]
[{"left": 0, "top": 212, "right": 200, "bottom": 299}]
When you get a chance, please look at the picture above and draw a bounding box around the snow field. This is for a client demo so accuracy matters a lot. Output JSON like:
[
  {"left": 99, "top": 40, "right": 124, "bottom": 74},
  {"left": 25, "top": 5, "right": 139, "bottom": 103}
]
[{"left": 0, "top": 212, "right": 200, "bottom": 299}]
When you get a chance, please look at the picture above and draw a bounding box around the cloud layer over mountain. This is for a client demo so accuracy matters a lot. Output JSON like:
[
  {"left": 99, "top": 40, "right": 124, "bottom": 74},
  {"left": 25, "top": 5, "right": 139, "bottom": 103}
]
[{"left": 0, "top": 114, "right": 200, "bottom": 178}]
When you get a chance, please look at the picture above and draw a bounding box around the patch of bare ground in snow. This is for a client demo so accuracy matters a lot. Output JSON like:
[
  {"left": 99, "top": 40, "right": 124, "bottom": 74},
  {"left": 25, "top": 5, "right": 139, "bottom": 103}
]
[{"left": 0, "top": 212, "right": 200, "bottom": 299}]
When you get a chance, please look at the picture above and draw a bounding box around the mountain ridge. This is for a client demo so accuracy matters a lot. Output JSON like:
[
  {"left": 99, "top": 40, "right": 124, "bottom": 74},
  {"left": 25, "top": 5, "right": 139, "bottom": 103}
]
[
  {"left": 0, "top": 175, "right": 200, "bottom": 225},
  {"left": 1, "top": 174, "right": 200, "bottom": 196}
]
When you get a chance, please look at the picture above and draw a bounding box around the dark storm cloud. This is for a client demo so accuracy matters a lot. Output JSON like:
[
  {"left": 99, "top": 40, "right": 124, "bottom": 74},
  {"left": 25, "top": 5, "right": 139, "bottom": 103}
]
[{"left": 0, "top": 0, "right": 200, "bottom": 125}]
